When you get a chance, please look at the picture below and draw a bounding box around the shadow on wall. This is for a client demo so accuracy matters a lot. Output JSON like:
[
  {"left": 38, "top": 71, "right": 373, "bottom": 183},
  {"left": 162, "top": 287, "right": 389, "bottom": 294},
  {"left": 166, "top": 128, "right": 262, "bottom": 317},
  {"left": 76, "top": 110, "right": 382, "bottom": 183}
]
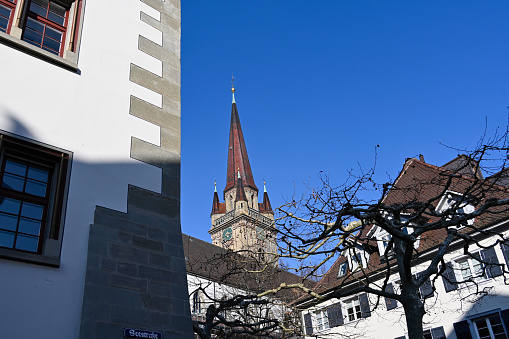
[{"left": 445, "top": 293, "right": 509, "bottom": 338}]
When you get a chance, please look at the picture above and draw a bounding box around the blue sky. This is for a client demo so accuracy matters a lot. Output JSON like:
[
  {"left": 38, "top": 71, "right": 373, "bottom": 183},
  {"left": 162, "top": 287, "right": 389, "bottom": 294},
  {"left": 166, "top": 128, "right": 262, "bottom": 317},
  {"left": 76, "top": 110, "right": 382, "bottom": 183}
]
[{"left": 180, "top": 1, "right": 509, "bottom": 242}]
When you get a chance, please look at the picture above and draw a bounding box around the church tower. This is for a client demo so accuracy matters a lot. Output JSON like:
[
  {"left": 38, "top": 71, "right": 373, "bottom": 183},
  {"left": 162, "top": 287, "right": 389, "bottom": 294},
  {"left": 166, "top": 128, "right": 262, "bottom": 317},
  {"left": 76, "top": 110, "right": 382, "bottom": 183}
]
[{"left": 209, "top": 85, "right": 276, "bottom": 264}]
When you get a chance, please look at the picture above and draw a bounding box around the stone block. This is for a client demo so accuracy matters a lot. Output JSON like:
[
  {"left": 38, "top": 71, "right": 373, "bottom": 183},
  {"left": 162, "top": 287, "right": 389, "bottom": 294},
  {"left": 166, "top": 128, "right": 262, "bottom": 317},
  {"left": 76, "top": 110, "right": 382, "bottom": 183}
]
[
  {"left": 90, "top": 223, "right": 119, "bottom": 242},
  {"left": 148, "top": 227, "right": 166, "bottom": 241},
  {"left": 85, "top": 268, "right": 109, "bottom": 285},
  {"left": 110, "top": 273, "right": 147, "bottom": 292},
  {"left": 81, "top": 301, "right": 110, "bottom": 322},
  {"left": 150, "top": 311, "right": 170, "bottom": 328},
  {"left": 119, "top": 231, "right": 132, "bottom": 244},
  {"left": 111, "top": 305, "right": 151, "bottom": 327},
  {"left": 149, "top": 252, "right": 172, "bottom": 269},
  {"left": 94, "top": 212, "right": 147, "bottom": 236},
  {"left": 102, "top": 286, "right": 143, "bottom": 308},
  {"left": 141, "top": 294, "right": 171, "bottom": 312},
  {"left": 148, "top": 280, "right": 171, "bottom": 297},
  {"left": 138, "top": 265, "right": 172, "bottom": 282},
  {"left": 109, "top": 243, "right": 149, "bottom": 264},
  {"left": 132, "top": 235, "right": 164, "bottom": 252},
  {"left": 96, "top": 322, "right": 126, "bottom": 339},
  {"left": 101, "top": 257, "right": 116, "bottom": 271},
  {"left": 117, "top": 261, "right": 138, "bottom": 276}
]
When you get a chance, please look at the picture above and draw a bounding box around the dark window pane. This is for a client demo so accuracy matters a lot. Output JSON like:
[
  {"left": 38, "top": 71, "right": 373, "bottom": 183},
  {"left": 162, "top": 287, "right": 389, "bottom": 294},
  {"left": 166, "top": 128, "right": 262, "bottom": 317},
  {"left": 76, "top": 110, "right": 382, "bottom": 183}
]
[
  {"left": 5, "top": 160, "right": 27, "bottom": 177},
  {"left": 32, "top": 0, "right": 49, "bottom": 6},
  {"left": 47, "top": 11, "right": 64, "bottom": 25},
  {"left": 21, "top": 202, "right": 43, "bottom": 220},
  {"left": 18, "top": 217, "right": 41, "bottom": 236},
  {"left": 49, "top": 2, "right": 65, "bottom": 16},
  {"left": 44, "top": 25, "right": 61, "bottom": 41},
  {"left": 2, "top": 173, "right": 25, "bottom": 191},
  {"left": 42, "top": 45, "right": 59, "bottom": 55},
  {"left": 0, "top": 197, "right": 21, "bottom": 215},
  {"left": 43, "top": 35, "right": 60, "bottom": 52},
  {"left": 27, "top": 167, "right": 48, "bottom": 182},
  {"left": 29, "top": 2, "right": 48, "bottom": 17},
  {"left": 0, "top": 4, "right": 11, "bottom": 20},
  {"left": 25, "top": 17, "right": 44, "bottom": 33},
  {"left": 24, "top": 28, "right": 43, "bottom": 45},
  {"left": 25, "top": 179, "right": 47, "bottom": 197},
  {"left": 0, "top": 213, "right": 18, "bottom": 231},
  {"left": 0, "top": 20, "right": 7, "bottom": 33},
  {"left": 0, "top": 230, "right": 15, "bottom": 248},
  {"left": 15, "top": 233, "right": 39, "bottom": 252}
]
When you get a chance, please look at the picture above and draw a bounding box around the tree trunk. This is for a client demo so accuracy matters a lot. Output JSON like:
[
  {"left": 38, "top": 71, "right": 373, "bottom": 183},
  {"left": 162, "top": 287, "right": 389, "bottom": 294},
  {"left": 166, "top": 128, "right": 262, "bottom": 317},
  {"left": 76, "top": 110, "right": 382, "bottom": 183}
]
[{"left": 401, "top": 296, "right": 425, "bottom": 339}]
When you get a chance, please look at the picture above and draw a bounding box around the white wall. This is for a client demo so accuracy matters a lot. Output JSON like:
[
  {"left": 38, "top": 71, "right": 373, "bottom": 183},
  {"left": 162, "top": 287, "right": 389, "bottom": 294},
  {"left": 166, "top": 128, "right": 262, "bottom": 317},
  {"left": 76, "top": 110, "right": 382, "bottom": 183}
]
[
  {"left": 0, "top": 0, "right": 166, "bottom": 337},
  {"left": 301, "top": 230, "right": 509, "bottom": 339}
]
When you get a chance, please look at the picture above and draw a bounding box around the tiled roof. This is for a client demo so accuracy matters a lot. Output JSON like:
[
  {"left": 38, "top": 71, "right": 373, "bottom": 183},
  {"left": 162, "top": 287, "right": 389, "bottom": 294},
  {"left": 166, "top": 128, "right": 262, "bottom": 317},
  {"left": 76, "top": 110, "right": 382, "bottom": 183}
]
[
  {"left": 298, "top": 157, "right": 509, "bottom": 302},
  {"left": 225, "top": 101, "right": 257, "bottom": 192},
  {"left": 182, "top": 234, "right": 309, "bottom": 301},
  {"left": 259, "top": 191, "right": 273, "bottom": 213}
]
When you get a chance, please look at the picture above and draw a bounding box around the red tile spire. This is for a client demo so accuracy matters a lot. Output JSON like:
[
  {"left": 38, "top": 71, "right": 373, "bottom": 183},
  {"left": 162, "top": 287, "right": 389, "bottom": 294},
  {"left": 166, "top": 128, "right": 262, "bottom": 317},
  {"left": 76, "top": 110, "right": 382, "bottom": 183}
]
[{"left": 224, "top": 87, "right": 258, "bottom": 193}]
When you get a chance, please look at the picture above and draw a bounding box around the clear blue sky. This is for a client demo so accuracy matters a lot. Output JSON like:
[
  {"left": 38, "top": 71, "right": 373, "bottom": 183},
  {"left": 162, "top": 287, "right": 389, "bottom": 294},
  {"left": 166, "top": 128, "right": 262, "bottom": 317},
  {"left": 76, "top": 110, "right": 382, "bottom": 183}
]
[{"left": 180, "top": 1, "right": 509, "bottom": 242}]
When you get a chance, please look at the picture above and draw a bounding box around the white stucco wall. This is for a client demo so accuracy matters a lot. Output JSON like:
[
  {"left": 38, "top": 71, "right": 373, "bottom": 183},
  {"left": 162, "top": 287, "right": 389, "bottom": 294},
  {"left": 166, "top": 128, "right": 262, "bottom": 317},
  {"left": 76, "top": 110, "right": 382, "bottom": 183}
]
[
  {"left": 0, "top": 0, "right": 167, "bottom": 337},
  {"left": 301, "top": 229, "right": 509, "bottom": 339}
]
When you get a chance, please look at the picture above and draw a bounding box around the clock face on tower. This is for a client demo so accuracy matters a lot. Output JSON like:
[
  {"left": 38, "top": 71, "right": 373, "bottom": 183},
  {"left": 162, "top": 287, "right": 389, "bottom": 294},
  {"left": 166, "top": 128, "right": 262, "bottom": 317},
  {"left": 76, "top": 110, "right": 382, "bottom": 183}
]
[{"left": 222, "top": 227, "right": 233, "bottom": 242}]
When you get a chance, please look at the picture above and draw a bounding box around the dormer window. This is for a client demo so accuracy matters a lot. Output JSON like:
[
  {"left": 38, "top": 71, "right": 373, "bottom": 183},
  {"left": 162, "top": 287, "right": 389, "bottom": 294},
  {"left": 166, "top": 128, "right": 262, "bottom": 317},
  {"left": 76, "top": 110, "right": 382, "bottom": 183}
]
[
  {"left": 436, "top": 191, "right": 475, "bottom": 227},
  {"left": 345, "top": 246, "right": 367, "bottom": 272},
  {"left": 337, "top": 262, "right": 348, "bottom": 278}
]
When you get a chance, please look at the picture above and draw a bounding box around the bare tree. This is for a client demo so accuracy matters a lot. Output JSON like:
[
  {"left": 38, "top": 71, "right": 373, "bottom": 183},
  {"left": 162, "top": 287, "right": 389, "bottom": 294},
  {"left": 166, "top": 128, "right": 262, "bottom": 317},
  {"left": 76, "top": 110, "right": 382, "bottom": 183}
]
[{"left": 274, "top": 132, "right": 509, "bottom": 339}]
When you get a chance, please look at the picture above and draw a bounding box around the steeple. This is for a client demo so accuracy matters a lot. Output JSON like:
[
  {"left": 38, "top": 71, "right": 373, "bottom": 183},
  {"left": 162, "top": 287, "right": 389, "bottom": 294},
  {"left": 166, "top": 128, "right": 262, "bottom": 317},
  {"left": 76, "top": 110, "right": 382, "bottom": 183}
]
[
  {"left": 260, "top": 180, "right": 272, "bottom": 213},
  {"left": 235, "top": 169, "right": 248, "bottom": 202},
  {"left": 211, "top": 181, "right": 223, "bottom": 215},
  {"left": 224, "top": 85, "right": 258, "bottom": 192}
]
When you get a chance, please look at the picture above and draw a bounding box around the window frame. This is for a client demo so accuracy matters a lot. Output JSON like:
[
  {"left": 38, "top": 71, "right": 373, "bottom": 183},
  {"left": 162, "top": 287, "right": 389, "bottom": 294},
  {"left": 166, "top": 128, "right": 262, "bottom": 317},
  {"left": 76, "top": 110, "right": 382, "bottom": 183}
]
[
  {"left": 436, "top": 191, "right": 475, "bottom": 228},
  {"left": 0, "top": 0, "right": 85, "bottom": 71},
  {"left": 0, "top": 130, "right": 71, "bottom": 267},
  {"left": 0, "top": 0, "right": 17, "bottom": 34},
  {"left": 314, "top": 308, "right": 330, "bottom": 332},
  {"left": 343, "top": 297, "right": 362, "bottom": 323}
]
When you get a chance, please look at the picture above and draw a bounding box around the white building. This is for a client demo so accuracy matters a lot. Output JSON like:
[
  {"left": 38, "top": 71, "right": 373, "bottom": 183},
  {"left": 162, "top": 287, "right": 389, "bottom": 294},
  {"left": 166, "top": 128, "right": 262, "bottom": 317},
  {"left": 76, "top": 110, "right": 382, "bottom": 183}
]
[
  {"left": 297, "top": 157, "right": 509, "bottom": 339},
  {"left": 0, "top": 0, "right": 193, "bottom": 338}
]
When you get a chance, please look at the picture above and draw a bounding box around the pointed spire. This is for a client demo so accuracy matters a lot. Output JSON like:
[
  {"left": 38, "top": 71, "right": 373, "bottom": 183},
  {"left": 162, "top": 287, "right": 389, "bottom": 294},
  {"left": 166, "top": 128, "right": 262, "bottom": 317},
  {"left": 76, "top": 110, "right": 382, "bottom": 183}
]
[
  {"left": 231, "top": 74, "right": 236, "bottom": 103},
  {"left": 260, "top": 180, "right": 272, "bottom": 212},
  {"left": 211, "top": 181, "right": 222, "bottom": 214},
  {"left": 224, "top": 84, "right": 258, "bottom": 193},
  {"left": 235, "top": 167, "right": 248, "bottom": 202}
]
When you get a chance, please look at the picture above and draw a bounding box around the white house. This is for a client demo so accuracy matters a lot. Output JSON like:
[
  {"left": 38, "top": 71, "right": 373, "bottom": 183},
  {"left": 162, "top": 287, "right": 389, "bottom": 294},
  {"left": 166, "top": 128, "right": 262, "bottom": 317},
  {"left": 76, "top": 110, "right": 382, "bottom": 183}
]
[{"left": 297, "top": 156, "right": 509, "bottom": 339}]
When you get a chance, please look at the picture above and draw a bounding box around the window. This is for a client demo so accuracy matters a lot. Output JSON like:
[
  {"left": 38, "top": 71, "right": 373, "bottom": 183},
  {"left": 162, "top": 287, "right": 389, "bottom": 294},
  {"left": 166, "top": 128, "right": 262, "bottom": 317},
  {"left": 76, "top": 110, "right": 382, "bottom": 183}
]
[
  {"left": 345, "top": 298, "right": 362, "bottom": 322},
  {"left": 473, "top": 313, "right": 507, "bottom": 339},
  {"left": 337, "top": 262, "right": 348, "bottom": 278},
  {"left": 0, "top": 0, "right": 85, "bottom": 68},
  {"left": 22, "top": 0, "right": 68, "bottom": 55},
  {"left": 192, "top": 291, "right": 203, "bottom": 314},
  {"left": 456, "top": 256, "right": 485, "bottom": 283},
  {"left": 0, "top": 132, "right": 71, "bottom": 266},
  {"left": 423, "top": 326, "right": 446, "bottom": 339},
  {"left": 314, "top": 309, "right": 329, "bottom": 331},
  {"left": 346, "top": 247, "right": 367, "bottom": 272},
  {"left": 0, "top": 0, "right": 16, "bottom": 33},
  {"left": 437, "top": 191, "right": 475, "bottom": 227}
]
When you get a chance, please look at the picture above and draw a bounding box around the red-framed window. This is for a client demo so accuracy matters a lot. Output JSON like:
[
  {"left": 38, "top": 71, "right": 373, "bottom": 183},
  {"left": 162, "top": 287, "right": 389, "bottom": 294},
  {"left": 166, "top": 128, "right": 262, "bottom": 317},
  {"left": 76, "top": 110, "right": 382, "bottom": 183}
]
[
  {"left": 0, "top": 0, "right": 16, "bottom": 34},
  {"left": 22, "top": 0, "right": 68, "bottom": 56}
]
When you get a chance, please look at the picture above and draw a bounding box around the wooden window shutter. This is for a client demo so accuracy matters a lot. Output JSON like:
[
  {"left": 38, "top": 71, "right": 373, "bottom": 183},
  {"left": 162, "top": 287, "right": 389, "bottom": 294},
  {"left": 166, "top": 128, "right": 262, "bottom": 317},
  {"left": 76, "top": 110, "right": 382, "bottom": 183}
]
[
  {"left": 326, "top": 302, "right": 344, "bottom": 327},
  {"left": 303, "top": 313, "right": 313, "bottom": 335},
  {"left": 358, "top": 293, "right": 371, "bottom": 318},
  {"left": 384, "top": 283, "right": 398, "bottom": 310},
  {"left": 453, "top": 320, "right": 473, "bottom": 339},
  {"left": 441, "top": 262, "right": 458, "bottom": 292},
  {"left": 480, "top": 247, "right": 502, "bottom": 278}
]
